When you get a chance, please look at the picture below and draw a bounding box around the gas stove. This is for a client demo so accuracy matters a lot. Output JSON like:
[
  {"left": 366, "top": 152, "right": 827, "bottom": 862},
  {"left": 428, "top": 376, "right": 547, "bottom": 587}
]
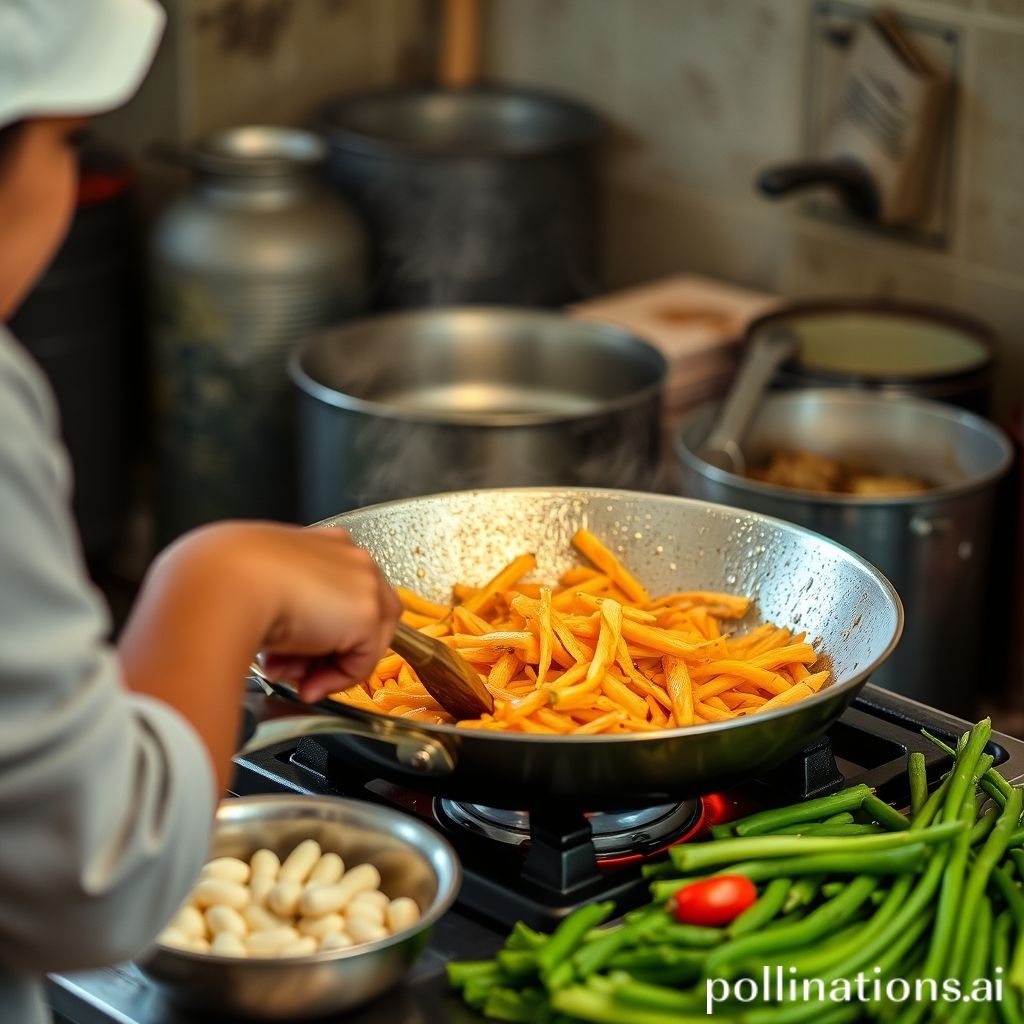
[{"left": 48, "top": 685, "right": 1024, "bottom": 1024}]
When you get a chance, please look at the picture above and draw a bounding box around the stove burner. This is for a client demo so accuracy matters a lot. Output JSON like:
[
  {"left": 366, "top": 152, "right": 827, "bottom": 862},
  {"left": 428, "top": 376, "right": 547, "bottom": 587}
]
[{"left": 437, "top": 799, "right": 702, "bottom": 860}]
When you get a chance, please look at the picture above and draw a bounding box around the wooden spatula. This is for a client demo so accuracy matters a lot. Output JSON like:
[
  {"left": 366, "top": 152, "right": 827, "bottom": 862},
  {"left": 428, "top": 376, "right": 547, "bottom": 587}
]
[
  {"left": 251, "top": 622, "right": 493, "bottom": 721},
  {"left": 390, "top": 621, "right": 494, "bottom": 720}
]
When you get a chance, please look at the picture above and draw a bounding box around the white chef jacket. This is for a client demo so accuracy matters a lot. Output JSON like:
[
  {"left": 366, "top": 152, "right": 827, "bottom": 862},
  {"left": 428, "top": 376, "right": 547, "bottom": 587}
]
[{"left": 0, "top": 326, "right": 215, "bottom": 1023}]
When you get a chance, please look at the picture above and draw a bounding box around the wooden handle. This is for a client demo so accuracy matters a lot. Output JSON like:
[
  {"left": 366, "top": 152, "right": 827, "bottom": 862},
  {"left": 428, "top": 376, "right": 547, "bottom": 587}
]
[
  {"left": 439, "top": 0, "right": 479, "bottom": 88},
  {"left": 391, "top": 621, "right": 442, "bottom": 665}
]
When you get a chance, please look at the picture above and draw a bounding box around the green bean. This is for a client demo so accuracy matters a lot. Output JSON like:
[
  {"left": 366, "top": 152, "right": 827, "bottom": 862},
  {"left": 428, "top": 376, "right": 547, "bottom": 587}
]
[
  {"left": 703, "top": 875, "right": 878, "bottom": 976},
  {"left": 535, "top": 900, "right": 614, "bottom": 982},
  {"left": 668, "top": 819, "right": 961, "bottom": 873},
  {"left": 938, "top": 720, "right": 992, "bottom": 824},
  {"left": 650, "top": 846, "right": 926, "bottom": 902},
  {"left": 496, "top": 948, "right": 539, "bottom": 980},
  {"left": 606, "top": 976, "right": 715, "bottom": 1014},
  {"left": 908, "top": 750, "right": 928, "bottom": 818},
  {"left": 551, "top": 985, "right": 715, "bottom": 1024},
  {"left": 982, "top": 777, "right": 1008, "bottom": 809},
  {"left": 971, "top": 805, "right": 1000, "bottom": 844},
  {"left": 655, "top": 922, "right": 725, "bottom": 947},
  {"left": 994, "top": 911, "right": 1024, "bottom": 1024},
  {"left": 723, "top": 784, "right": 872, "bottom": 837},
  {"left": 573, "top": 914, "right": 669, "bottom": 979},
  {"left": 1012, "top": 912, "right": 1024, "bottom": 991},
  {"left": 912, "top": 772, "right": 951, "bottom": 830},
  {"left": 989, "top": 863, "right": 1024, "bottom": 929},
  {"left": 1010, "top": 849, "right": 1024, "bottom": 882},
  {"left": 780, "top": 875, "right": 912, "bottom": 976},
  {"left": 947, "top": 785, "right": 1023, "bottom": 981},
  {"left": 1010, "top": 826, "right": 1024, "bottom": 848},
  {"left": 483, "top": 986, "right": 547, "bottom": 1022},
  {"left": 448, "top": 959, "right": 502, "bottom": 989},
  {"left": 463, "top": 978, "right": 502, "bottom": 1010},
  {"left": 765, "top": 823, "right": 883, "bottom": 837},
  {"left": 814, "top": 849, "right": 947, "bottom": 986},
  {"left": 782, "top": 877, "right": 820, "bottom": 913},
  {"left": 918, "top": 790, "right": 979, "bottom": 989},
  {"left": 946, "top": 895, "right": 994, "bottom": 1024},
  {"left": 505, "top": 921, "right": 547, "bottom": 950},
  {"left": 863, "top": 793, "right": 912, "bottom": 831},
  {"left": 727, "top": 877, "right": 791, "bottom": 936},
  {"left": 543, "top": 960, "right": 574, "bottom": 992},
  {"left": 823, "top": 811, "right": 857, "bottom": 824},
  {"left": 604, "top": 946, "right": 704, "bottom": 986}
]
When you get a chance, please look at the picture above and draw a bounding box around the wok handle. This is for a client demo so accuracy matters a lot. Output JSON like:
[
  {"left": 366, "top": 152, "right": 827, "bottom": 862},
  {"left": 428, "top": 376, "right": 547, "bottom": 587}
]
[{"left": 242, "top": 673, "right": 456, "bottom": 776}]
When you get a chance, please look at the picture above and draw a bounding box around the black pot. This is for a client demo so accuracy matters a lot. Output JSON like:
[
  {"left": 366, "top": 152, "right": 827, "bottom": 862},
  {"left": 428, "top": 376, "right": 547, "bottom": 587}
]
[{"left": 316, "top": 86, "right": 602, "bottom": 310}]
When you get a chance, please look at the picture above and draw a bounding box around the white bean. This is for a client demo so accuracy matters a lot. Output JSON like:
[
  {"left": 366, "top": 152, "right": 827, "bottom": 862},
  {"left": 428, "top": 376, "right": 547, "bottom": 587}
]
[
  {"left": 345, "top": 902, "right": 385, "bottom": 929},
  {"left": 200, "top": 857, "right": 250, "bottom": 885},
  {"left": 278, "top": 839, "right": 321, "bottom": 884},
  {"left": 308, "top": 852, "right": 344, "bottom": 887},
  {"left": 280, "top": 935, "right": 318, "bottom": 957},
  {"left": 157, "top": 927, "right": 191, "bottom": 950},
  {"left": 249, "top": 848, "right": 280, "bottom": 882},
  {"left": 193, "top": 879, "right": 249, "bottom": 911},
  {"left": 243, "top": 904, "right": 288, "bottom": 933},
  {"left": 385, "top": 897, "right": 421, "bottom": 934},
  {"left": 347, "top": 918, "right": 389, "bottom": 944},
  {"left": 187, "top": 937, "right": 212, "bottom": 954},
  {"left": 267, "top": 879, "right": 302, "bottom": 918},
  {"left": 297, "top": 912, "right": 345, "bottom": 939},
  {"left": 319, "top": 931, "right": 354, "bottom": 952},
  {"left": 349, "top": 890, "right": 389, "bottom": 914},
  {"left": 211, "top": 931, "right": 247, "bottom": 956},
  {"left": 299, "top": 864, "right": 381, "bottom": 917},
  {"left": 249, "top": 876, "right": 274, "bottom": 908},
  {"left": 205, "top": 905, "right": 247, "bottom": 938},
  {"left": 171, "top": 905, "right": 207, "bottom": 940},
  {"left": 247, "top": 926, "right": 299, "bottom": 957}
]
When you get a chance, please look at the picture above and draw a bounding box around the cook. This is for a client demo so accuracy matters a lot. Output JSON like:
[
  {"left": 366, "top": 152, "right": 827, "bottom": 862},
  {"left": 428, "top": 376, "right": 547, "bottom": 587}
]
[{"left": 0, "top": 3, "right": 401, "bottom": 1022}]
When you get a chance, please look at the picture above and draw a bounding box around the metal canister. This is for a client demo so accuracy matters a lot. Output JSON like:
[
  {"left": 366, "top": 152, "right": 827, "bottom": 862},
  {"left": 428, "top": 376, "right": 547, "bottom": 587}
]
[{"left": 151, "top": 126, "right": 367, "bottom": 540}]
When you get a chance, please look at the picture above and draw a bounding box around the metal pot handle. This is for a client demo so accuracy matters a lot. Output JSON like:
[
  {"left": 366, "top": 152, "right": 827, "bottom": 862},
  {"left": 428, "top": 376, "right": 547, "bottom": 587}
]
[{"left": 242, "top": 669, "right": 456, "bottom": 776}]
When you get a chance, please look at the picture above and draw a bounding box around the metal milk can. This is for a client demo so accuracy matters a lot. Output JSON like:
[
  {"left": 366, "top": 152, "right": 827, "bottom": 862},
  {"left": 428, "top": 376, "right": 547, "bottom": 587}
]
[{"left": 151, "top": 126, "right": 366, "bottom": 541}]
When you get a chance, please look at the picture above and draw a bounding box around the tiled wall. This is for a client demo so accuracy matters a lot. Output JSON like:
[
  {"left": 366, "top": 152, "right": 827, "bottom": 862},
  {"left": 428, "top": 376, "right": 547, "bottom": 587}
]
[{"left": 480, "top": 0, "right": 1024, "bottom": 414}]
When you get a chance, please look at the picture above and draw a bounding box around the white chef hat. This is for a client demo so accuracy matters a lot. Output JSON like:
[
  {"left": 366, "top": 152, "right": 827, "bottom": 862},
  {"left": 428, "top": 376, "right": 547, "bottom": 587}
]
[{"left": 0, "top": 0, "right": 165, "bottom": 129}]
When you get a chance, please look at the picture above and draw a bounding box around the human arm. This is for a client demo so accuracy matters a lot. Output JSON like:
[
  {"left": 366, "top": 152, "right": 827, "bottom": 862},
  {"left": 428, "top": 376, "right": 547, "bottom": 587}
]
[{"left": 118, "top": 521, "right": 403, "bottom": 794}]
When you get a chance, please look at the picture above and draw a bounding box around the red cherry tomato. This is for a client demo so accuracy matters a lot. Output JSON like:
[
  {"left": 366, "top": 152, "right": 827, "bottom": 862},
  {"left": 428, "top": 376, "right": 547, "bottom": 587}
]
[{"left": 671, "top": 875, "right": 758, "bottom": 926}]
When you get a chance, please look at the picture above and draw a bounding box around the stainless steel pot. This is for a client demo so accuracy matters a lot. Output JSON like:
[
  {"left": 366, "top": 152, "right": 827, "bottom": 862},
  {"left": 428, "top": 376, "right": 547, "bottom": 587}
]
[
  {"left": 255, "top": 488, "right": 902, "bottom": 808},
  {"left": 674, "top": 390, "right": 1014, "bottom": 714},
  {"left": 317, "top": 86, "right": 601, "bottom": 309},
  {"left": 290, "top": 309, "right": 667, "bottom": 522}
]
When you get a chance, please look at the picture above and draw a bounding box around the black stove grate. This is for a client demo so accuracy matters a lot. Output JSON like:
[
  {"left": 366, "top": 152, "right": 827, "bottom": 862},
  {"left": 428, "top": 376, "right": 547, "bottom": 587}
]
[{"left": 48, "top": 685, "right": 1024, "bottom": 1024}]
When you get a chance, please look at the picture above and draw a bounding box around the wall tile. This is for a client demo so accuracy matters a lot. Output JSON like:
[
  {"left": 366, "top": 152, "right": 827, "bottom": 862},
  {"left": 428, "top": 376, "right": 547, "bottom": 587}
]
[
  {"left": 614, "top": 0, "right": 805, "bottom": 200},
  {"left": 602, "top": 178, "right": 797, "bottom": 295},
  {"left": 481, "top": 0, "right": 625, "bottom": 114},
  {"left": 962, "top": 26, "right": 1024, "bottom": 275},
  {"left": 982, "top": 0, "right": 1024, "bottom": 16},
  {"left": 188, "top": 0, "right": 398, "bottom": 136}
]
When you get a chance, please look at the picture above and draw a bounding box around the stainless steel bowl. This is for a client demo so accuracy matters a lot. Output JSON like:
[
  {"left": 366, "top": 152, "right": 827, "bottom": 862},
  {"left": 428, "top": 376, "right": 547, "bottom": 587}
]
[{"left": 138, "top": 795, "right": 461, "bottom": 1020}]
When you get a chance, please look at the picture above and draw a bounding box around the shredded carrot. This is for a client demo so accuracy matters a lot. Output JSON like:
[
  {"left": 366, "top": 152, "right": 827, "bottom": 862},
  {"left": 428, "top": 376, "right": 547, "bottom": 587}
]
[{"left": 328, "top": 532, "right": 829, "bottom": 732}]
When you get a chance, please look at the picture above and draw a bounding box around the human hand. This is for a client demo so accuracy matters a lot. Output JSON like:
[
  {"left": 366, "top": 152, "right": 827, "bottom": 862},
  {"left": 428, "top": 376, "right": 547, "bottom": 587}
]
[{"left": 157, "top": 522, "right": 402, "bottom": 703}]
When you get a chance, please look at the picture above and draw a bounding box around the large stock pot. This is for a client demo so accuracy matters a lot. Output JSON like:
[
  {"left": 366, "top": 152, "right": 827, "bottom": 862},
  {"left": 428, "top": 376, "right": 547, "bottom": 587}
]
[{"left": 675, "top": 390, "right": 1013, "bottom": 714}]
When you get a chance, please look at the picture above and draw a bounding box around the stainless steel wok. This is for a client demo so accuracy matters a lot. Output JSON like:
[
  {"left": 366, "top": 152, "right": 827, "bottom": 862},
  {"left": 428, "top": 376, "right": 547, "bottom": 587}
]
[{"left": 262, "top": 488, "right": 902, "bottom": 809}]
